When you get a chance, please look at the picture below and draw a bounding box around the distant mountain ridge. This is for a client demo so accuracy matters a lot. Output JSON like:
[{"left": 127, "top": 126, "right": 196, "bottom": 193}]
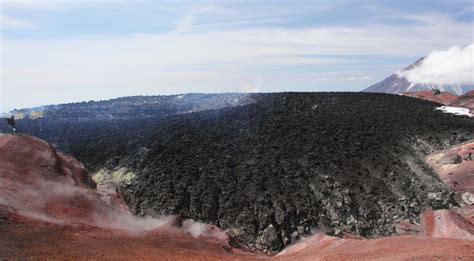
[{"left": 363, "top": 57, "right": 473, "bottom": 95}]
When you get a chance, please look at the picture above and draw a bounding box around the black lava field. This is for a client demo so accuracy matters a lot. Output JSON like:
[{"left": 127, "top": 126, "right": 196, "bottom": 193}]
[{"left": 6, "top": 92, "right": 474, "bottom": 252}]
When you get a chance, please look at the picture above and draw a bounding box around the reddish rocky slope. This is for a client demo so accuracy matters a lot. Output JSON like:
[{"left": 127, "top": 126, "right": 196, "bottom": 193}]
[
  {"left": 451, "top": 90, "right": 474, "bottom": 113},
  {"left": 402, "top": 90, "right": 458, "bottom": 105},
  {"left": 402, "top": 90, "right": 474, "bottom": 114}
]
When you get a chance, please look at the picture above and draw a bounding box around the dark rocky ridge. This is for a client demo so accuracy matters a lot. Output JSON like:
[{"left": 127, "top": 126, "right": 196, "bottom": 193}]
[
  {"left": 6, "top": 93, "right": 254, "bottom": 120},
  {"left": 4, "top": 92, "right": 474, "bottom": 252}
]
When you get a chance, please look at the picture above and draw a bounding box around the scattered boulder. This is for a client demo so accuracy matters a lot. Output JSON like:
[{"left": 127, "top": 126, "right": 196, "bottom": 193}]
[
  {"left": 462, "top": 192, "right": 474, "bottom": 205},
  {"left": 441, "top": 153, "right": 462, "bottom": 164},
  {"left": 461, "top": 152, "right": 472, "bottom": 161},
  {"left": 256, "top": 224, "right": 280, "bottom": 252},
  {"left": 395, "top": 220, "right": 423, "bottom": 235}
]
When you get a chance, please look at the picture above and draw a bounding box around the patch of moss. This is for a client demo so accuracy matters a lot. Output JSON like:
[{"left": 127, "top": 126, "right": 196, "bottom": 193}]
[
  {"left": 28, "top": 111, "right": 44, "bottom": 119},
  {"left": 93, "top": 167, "right": 135, "bottom": 188}
]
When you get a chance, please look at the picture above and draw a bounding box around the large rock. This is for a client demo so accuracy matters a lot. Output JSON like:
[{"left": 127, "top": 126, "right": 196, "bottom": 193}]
[
  {"left": 441, "top": 153, "right": 462, "bottom": 164},
  {"left": 256, "top": 224, "right": 281, "bottom": 252},
  {"left": 462, "top": 192, "right": 474, "bottom": 205}
]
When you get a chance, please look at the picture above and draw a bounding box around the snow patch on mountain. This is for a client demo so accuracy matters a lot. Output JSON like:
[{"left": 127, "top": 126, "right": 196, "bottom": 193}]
[{"left": 435, "top": 106, "right": 473, "bottom": 117}]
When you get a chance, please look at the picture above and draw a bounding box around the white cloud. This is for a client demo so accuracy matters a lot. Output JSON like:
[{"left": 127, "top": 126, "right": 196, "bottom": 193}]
[
  {"left": 0, "top": 15, "right": 36, "bottom": 29},
  {"left": 398, "top": 43, "right": 474, "bottom": 85},
  {"left": 172, "top": 5, "right": 218, "bottom": 34},
  {"left": 313, "top": 75, "right": 373, "bottom": 81},
  {"left": 174, "top": 14, "right": 195, "bottom": 33},
  {"left": 0, "top": 0, "right": 126, "bottom": 10},
  {"left": 343, "top": 76, "right": 372, "bottom": 81},
  {"left": 1, "top": 9, "right": 473, "bottom": 111},
  {"left": 458, "top": 5, "right": 474, "bottom": 16},
  {"left": 0, "top": 0, "right": 67, "bottom": 10}
]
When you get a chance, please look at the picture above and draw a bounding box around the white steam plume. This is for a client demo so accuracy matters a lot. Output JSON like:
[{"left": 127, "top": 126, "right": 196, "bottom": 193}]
[
  {"left": 398, "top": 43, "right": 474, "bottom": 85},
  {"left": 182, "top": 219, "right": 228, "bottom": 240},
  {"left": 0, "top": 175, "right": 225, "bottom": 239},
  {"left": 183, "top": 219, "right": 207, "bottom": 238}
]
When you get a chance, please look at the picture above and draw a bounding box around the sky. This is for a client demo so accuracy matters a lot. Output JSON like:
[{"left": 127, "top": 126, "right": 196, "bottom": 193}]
[{"left": 0, "top": 0, "right": 473, "bottom": 112}]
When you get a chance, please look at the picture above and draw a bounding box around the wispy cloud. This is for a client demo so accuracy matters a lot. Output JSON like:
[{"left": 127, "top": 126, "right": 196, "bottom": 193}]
[
  {"left": 0, "top": 0, "right": 67, "bottom": 10},
  {"left": 172, "top": 5, "right": 218, "bottom": 33},
  {"left": 1, "top": 0, "right": 473, "bottom": 111},
  {"left": 312, "top": 75, "right": 372, "bottom": 81},
  {"left": 457, "top": 5, "right": 474, "bottom": 16},
  {"left": 0, "top": 15, "right": 36, "bottom": 29},
  {"left": 344, "top": 76, "right": 372, "bottom": 81},
  {"left": 174, "top": 14, "right": 195, "bottom": 33},
  {"left": 3, "top": 13, "right": 472, "bottom": 110}
]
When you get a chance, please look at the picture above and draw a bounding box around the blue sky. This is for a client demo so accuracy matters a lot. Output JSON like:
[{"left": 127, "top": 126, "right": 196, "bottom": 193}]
[{"left": 1, "top": 0, "right": 473, "bottom": 112}]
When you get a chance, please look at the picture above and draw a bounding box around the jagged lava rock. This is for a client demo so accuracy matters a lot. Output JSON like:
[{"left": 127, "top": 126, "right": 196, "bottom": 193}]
[{"left": 12, "top": 92, "right": 474, "bottom": 252}]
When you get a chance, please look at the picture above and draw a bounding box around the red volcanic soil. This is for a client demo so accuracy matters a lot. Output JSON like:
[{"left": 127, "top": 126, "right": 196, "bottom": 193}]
[
  {"left": 1, "top": 134, "right": 474, "bottom": 260},
  {"left": 0, "top": 213, "right": 264, "bottom": 260},
  {"left": 421, "top": 210, "right": 474, "bottom": 240},
  {"left": 274, "top": 208, "right": 474, "bottom": 260},
  {"left": 274, "top": 233, "right": 474, "bottom": 261},
  {"left": 403, "top": 90, "right": 474, "bottom": 113},
  {"left": 403, "top": 90, "right": 458, "bottom": 105},
  {"left": 426, "top": 141, "right": 474, "bottom": 194},
  {"left": 450, "top": 90, "right": 474, "bottom": 113},
  {"left": 426, "top": 141, "right": 474, "bottom": 229},
  {"left": 0, "top": 133, "right": 127, "bottom": 226}
]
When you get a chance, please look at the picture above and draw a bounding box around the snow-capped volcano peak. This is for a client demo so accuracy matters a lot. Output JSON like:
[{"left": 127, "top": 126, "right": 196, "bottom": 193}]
[{"left": 363, "top": 44, "right": 474, "bottom": 95}]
